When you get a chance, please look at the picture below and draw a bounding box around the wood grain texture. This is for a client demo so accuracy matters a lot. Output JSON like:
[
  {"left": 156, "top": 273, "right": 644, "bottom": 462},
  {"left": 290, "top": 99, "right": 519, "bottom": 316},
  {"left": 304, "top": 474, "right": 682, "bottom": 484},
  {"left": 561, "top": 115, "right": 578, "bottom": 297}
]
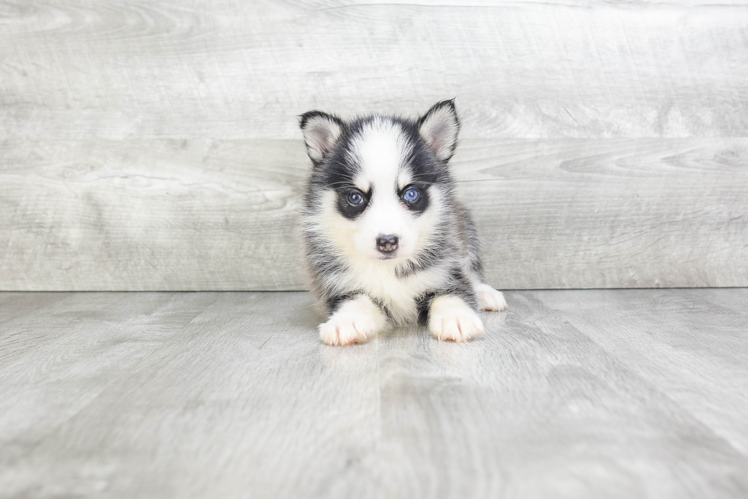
[
  {"left": 533, "top": 288, "right": 748, "bottom": 456},
  {"left": 2, "top": 138, "right": 746, "bottom": 290},
  {"left": 2, "top": 0, "right": 747, "bottom": 139},
  {"left": 1, "top": 289, "right": 747, "bottom": 497},
  {"left": 1, "top": 0, "right": 747, "bottom": 290}
]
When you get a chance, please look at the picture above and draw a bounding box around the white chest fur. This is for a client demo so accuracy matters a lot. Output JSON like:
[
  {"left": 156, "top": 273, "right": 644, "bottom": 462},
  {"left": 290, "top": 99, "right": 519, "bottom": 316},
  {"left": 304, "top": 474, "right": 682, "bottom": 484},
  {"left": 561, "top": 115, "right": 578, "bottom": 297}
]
[{"left": 337, "top": 258, "right": 449, "bottom": 325}]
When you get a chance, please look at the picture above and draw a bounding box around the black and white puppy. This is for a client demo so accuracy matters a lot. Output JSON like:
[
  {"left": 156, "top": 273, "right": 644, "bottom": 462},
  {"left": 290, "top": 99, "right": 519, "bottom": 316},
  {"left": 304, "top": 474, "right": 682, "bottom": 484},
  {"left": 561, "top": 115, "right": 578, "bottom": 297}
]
[{"left": 299, "top": 100, "right": 507, "bottom": 346}]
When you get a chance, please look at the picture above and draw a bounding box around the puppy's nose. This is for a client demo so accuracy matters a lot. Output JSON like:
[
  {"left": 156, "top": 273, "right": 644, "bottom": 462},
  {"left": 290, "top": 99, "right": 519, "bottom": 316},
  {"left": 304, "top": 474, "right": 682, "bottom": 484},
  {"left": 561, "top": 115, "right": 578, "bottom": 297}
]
[{"left": 376, "top": 234, "right": 399, "bottom": 254}]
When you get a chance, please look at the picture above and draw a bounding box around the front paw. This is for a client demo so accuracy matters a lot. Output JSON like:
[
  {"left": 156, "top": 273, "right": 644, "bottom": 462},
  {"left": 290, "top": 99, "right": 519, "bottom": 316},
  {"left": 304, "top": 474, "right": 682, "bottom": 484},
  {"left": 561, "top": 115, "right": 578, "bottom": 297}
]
[
  {"left": 319, "top": 313, "right": 377, "bottom": 346},
  {"left": 475, "top": 283, "right": 508, "bottom": 312},
  {"left": 429, "top": 297, "right": 485, "bottom": 343}
]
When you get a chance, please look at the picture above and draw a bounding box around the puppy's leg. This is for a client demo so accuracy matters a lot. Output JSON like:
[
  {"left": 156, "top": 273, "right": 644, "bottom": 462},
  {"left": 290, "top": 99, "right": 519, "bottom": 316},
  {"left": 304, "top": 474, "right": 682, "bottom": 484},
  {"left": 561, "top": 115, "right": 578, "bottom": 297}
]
[
  {"left": 428, "top": 295, "right": 485, "bottom": 343},
  {"left": 319, "top": 294, "right": 388, "bottom": 346},
  {"left": 474, "top": 283, "right": 508, "bottom": 312}
]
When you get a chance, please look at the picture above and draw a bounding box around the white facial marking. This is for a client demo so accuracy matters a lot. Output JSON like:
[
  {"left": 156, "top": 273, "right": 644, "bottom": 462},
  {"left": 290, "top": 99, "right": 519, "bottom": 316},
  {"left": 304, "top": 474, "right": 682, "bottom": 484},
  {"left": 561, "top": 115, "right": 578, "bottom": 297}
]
[
  {"left": 397, "top": 170, "right": 412, "bottom": 190},
  {"left": 312, "top": 117, "right": 452, "bottom": 326},
  {"left": 346, "top": 119, "right": 421, "bottom": 261}
]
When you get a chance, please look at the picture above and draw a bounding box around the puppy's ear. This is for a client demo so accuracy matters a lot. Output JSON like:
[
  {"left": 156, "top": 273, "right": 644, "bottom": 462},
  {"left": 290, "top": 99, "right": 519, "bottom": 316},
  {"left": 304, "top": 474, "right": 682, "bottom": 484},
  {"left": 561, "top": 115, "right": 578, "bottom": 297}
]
[
  {"left": 418, "top": 99, "right": 460, "bottom": 162},
  {"left": 299, "top": 111, "right": 344, "bottom": 163}
]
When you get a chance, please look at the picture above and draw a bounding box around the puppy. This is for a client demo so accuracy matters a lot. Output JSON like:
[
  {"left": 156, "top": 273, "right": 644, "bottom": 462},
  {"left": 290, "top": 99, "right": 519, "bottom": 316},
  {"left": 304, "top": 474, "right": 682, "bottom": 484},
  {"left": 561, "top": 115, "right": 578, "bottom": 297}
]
[{"left": 299, "top": 100, "right": 507, "bottom": 346}]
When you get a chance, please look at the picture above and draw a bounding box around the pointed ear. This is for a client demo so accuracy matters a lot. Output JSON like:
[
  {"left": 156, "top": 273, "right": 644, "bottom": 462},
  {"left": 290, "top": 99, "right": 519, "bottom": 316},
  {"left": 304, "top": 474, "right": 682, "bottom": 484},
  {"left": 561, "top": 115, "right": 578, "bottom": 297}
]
[
  {"left": 418, "top": 99, "right": 460, "bottom": 162},
  {"left": 299, "top": 111, "right": 344, "bottom": 163}
]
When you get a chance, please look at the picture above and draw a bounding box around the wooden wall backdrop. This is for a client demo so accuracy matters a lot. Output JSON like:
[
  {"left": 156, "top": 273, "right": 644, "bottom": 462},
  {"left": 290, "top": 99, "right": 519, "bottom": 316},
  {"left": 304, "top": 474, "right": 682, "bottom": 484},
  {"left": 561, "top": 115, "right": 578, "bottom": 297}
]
[{"left": 1, "top": 0, "right": 747, "bottom": 291}]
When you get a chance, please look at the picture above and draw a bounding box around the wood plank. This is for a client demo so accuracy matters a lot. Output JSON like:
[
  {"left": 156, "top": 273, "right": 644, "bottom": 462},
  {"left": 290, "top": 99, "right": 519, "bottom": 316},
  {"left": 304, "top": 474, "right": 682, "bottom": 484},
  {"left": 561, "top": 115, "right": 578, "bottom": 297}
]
[
  {"left": 463, "top": 138, "right": 748, "bottom": 289},
  {"left": 0, "top": 292, "right": 204, "bottom": 367},
  {"left": 3, "top": 0, "right": 748, "bottom": 291},
  {"left": 2, "top": 138, "right": 746, "bottom": 290},
  {"left": 1, "top": 1, "right": 747, "bottom": 140},
  {"left": 2, "top": 0, "right": 747, "bottom": 290},
  {"left": 0, "top": 292, "right": 220, "bottom": 473},
  {"left": 0, "top": 139, "right": 309, "bottom": 291},
  {"left": 2, "top": 290, "right": 748, "bottom": 497},
  {"left": 374, "top": 291, "right": 748, "bottom": 497},
  {"left": 0, "top": 292, "right": 382, "bottom": 497},
  {"left": 677, "top": 287, "right": 748, "bottom": 317},
  {"left": 0, "top": 293, "right": 71, "bottom": 324},
  {"left": 533, "top": 288, "right": 748, "bottom": 455}
]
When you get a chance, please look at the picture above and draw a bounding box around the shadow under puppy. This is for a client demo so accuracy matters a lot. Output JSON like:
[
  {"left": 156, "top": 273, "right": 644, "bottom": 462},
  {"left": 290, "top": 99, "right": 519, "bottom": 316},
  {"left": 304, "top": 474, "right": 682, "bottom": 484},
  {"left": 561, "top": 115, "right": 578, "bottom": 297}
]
[{"left": 299, "top": 100, "right": 507, "bottom": 346}]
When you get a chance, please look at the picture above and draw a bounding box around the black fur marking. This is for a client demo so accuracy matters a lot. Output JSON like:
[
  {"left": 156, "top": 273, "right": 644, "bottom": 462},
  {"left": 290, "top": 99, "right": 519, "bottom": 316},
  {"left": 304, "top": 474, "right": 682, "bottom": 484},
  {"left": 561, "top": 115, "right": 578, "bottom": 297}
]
[
  {"left": 310, "top": 251, "right": 345, "bottom": 278},
  {"left": 315, "top": 135, "right": 370, "bottom": 220},
  {"left": 398, "top": 182, "right": 430, "bottom": 215},
  {"left": 414, "top": 268, "right": 477, "bottom": 325},
  {"left": 336, "top": 187, "right": 370, "bottom": 220},
  {"left": 416, "top": 291, "right": 438, "bottom": 324},
  {"left": 394, "top": 211, "right": 453, "bottom": 279},
  {"left": 470, "top": 249, "right": 484, "bottom": 278},
  {"left": 447, "top": 268, "right": 478, "bottom": 308},
  {"left": 327, "top": 291, "right": 360, "bottom": 313},
  {"left": 304, "top": 257, "right": 346, "bottom": 296},
  {"left": 327, "top": 290, "right": 392, "bottom": 320},
  {"left": 395, "top": 245, "right": 444, "bottom": 279},
  {"left": 456, "top": 202, "right": 485, "bottom": 281},
  {"left": 370, "top": 296, "right": 393, "bottom": 320},
  {"left": 320, "top": 149, "right": 359, "bottom": 188},
  {"left": 299, "top": 110, "right": 344, "bottom": 131},
  {"left": 310, "top": 113, "right": 450, "bottom": 221}
]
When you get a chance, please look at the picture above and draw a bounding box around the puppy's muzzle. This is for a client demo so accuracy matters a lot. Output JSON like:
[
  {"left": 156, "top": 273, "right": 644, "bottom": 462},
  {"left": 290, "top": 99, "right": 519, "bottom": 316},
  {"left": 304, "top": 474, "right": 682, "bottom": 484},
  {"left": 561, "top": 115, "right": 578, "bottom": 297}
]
[{"left": 376, "top": 234, "right": 399, "bottom": 255}]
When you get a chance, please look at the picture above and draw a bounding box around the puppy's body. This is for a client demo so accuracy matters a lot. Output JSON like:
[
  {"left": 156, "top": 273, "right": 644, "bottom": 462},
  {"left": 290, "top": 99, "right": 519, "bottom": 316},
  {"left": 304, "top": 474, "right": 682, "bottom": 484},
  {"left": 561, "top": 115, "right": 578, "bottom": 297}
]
[{"left": 300, "top": 101, "right": 506, "bottom": 345}]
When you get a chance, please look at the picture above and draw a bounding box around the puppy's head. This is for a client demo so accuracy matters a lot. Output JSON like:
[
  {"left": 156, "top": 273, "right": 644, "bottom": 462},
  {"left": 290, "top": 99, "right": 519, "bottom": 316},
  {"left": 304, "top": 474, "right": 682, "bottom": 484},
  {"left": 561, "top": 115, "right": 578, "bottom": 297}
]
[{"left": 301, "top": 100, "right": 459, "bottom": 263}]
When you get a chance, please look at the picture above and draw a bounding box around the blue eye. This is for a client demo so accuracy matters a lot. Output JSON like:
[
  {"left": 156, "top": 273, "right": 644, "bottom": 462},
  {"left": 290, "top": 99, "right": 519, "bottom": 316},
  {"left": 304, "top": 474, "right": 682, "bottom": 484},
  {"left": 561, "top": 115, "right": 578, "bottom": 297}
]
[
  {"left": 403, "top": 187, "right": 420, "bottom": 203},
  {"left": 347, "top": 190, "right": 364, "bottom": 206}
]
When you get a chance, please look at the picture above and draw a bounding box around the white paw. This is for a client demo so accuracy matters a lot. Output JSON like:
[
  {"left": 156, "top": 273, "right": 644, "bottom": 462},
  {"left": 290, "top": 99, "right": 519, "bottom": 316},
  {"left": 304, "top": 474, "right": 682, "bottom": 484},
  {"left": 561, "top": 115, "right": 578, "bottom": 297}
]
[
  {"left": 475, "top": 283, "right": 507, "bottom": 312},
  {"left": 429, "top": 296, "right": 485, "bottom": 343},
  {"left": 319, "top": 313, "right": 377, "bottom": 346}
]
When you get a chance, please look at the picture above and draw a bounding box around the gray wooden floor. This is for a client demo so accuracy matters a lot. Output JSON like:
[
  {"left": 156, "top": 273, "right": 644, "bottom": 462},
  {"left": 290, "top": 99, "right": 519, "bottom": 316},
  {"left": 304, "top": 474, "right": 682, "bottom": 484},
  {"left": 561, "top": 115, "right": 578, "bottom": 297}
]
[{"left": 1, "top": 289, "right": 747, "bottom": 498}]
